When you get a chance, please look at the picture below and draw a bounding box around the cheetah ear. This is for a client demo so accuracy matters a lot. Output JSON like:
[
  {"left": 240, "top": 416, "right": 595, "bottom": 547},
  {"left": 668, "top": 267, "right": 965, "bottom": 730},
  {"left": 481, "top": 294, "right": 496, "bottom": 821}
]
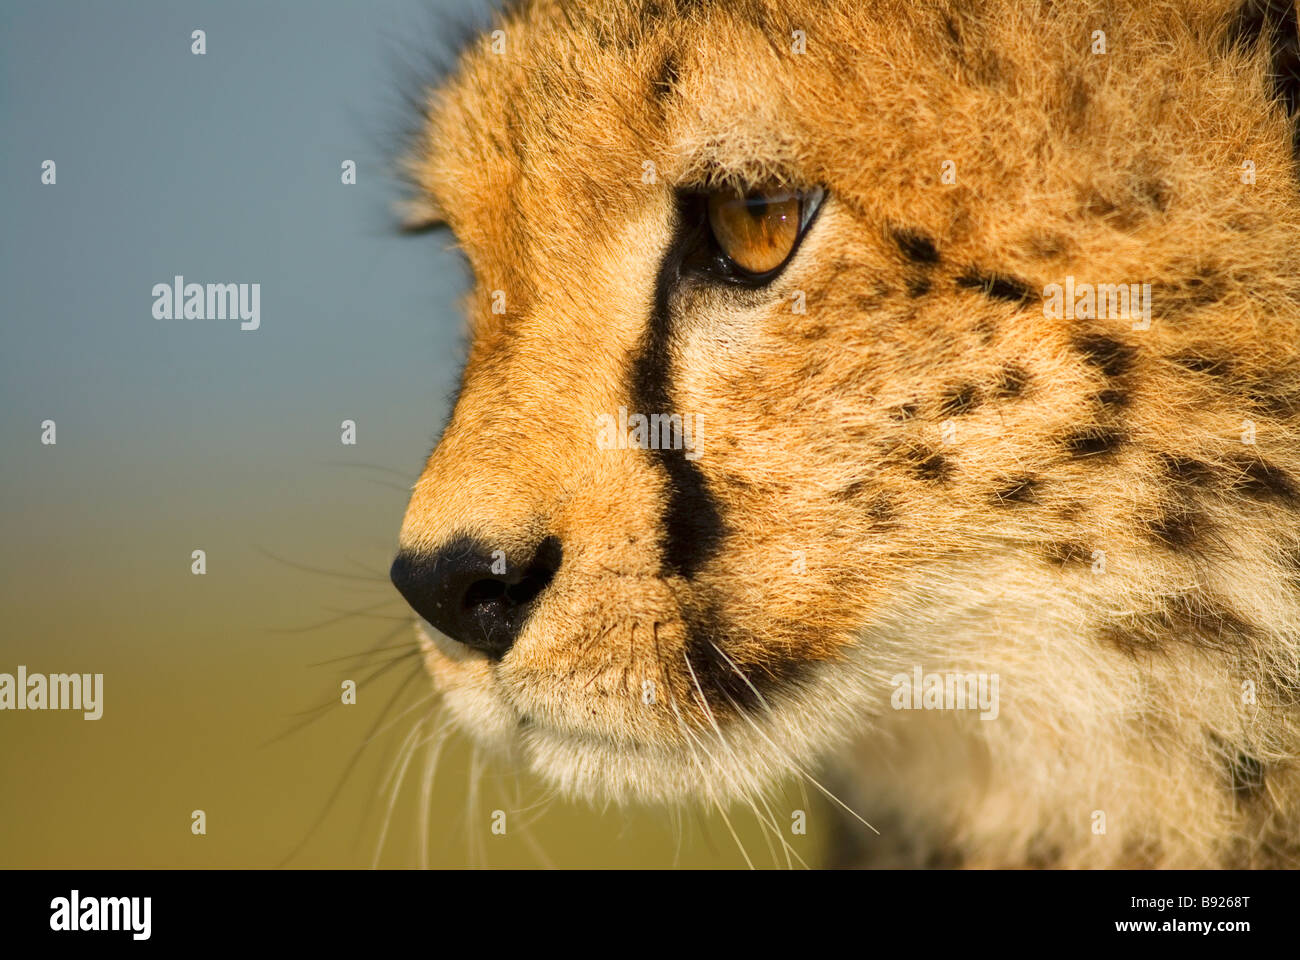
[
  {"left": 1225, "top": 0, "right": 1300, "bottom": 125},
  {"left": 396, "top": 194, "right": 446, "bottom": 234}
]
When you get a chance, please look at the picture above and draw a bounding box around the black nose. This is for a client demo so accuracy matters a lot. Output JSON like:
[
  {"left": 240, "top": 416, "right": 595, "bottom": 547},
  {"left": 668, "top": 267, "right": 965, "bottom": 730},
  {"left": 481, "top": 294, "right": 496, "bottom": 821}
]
[{"left": 390, "top": 536, "right": 561, "bottom": 659}]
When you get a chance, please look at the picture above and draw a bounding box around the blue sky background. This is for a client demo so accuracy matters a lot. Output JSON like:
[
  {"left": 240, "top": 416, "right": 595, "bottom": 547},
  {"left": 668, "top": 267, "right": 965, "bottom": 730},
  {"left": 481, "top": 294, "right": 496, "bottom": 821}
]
[{"left": 0, "top": 0, "right": 801, "bottom": 868}]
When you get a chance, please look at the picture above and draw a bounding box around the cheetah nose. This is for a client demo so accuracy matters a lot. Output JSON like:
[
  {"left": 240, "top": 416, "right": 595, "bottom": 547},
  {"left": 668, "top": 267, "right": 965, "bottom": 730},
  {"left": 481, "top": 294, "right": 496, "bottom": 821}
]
[{"left": 389, "top": 535, "right": 562, "bottom": 659}]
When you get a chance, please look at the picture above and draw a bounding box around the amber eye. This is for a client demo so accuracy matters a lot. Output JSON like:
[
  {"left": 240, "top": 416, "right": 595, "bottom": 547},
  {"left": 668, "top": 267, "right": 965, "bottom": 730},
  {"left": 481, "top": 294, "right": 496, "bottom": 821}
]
[{"left": 705, "top": 188, "right": 820, "bottom": 277}]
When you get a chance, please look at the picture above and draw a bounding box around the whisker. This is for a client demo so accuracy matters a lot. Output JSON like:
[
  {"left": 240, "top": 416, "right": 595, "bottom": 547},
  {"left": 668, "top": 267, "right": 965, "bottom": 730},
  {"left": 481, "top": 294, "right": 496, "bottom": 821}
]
[
  {"left": 263, "top": 644, "right": 420, "bottom": 744},
  {"left": 678, "top": 658, "right": 805, "bottom": 868},
  {"left": 417, "top": 708, "right": 453, "bottom": 869},
  {"left": 372, "top": 713, "right": 430, "bottom": 867},
  {"left": 275, "top": 657, "right": 428, "bottom": 867},
  {"left": 668, "top": 697, "right": 754, "bottom": 869},
  {"left": 706, "top": 641, "right": 879, "bottom": 837},
  {"left": 308, "top": 639, "right": 422, "bottom": 668},
  {"left": 256, "top": 547, "right": 393, "bottom": 584}
]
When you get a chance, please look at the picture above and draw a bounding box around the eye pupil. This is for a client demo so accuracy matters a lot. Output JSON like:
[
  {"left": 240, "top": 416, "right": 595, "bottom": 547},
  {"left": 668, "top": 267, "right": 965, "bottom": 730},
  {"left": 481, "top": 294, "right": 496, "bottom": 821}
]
[{"left": 706, "top": 189, "right": 810, "bottom": 277}]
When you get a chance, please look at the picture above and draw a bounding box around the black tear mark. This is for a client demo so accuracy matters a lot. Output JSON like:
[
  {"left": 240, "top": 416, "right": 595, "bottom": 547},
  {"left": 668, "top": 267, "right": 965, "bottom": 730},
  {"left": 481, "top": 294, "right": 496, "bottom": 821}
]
[
  {"left": 1062, "top": 426, "right": 1125, "bottom": 458},
  {"left": 1228, "top": 0, "right": 1300, "bottom": 158},
  {"left": 993, "top": 363, "right": 1030, "bottom": 398},
  {"left": 1234, "top": 455, "right": 1300, "bottom": 504},
  {"left": 892, "top": 228, "right": 940, "bottom": 264},
  {"left": 939, "top": 383, "right": 982, "bottom": 416},
  {"left": 1073, "top": 333, "right": 1137, "bottom": 378},
  {"left": 630, "top": 195, "right": 725, "bottom": 580},
  {"left": 991, "top": 476, "right": 1039, "bottom": 505},
  {"left": 956, "top": 270, "right": 1036, "bottom": 306}
]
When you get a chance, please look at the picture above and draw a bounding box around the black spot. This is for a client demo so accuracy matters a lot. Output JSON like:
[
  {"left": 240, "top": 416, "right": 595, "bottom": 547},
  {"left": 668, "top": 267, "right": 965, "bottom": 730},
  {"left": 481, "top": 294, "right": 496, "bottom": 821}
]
[
  {"left": 939, "top": 383, "right": 982, "bottom": 417},
  {"left": 1061, "top": 426, "right": 1125, "bottom": 458},
  {"left": 991, "top": 476, "right": 1039, "bottom": 505},
  {"left": 907, "top": 275, "right": 932, "bottom": 298},
  {"left": 630, "top": 194, "right": 726, "bottom": 580},
  {"left": 1252, "top": 388, "right": 1300, "bottom": 419},
  {"left": 956, "top": 271, "right": 1036, "bottom": 306},
  {"left": 1100, "top": 593, "right": 1254, "bottom": 657},
  {"left": 892, "top": 228, "right": 940, "bottom": 264},
  {"left": 1096, "top": 388, "right": 1129, "bottom": 408},
  {"left": 865, "top": 495, "right": 896, "bottom": 524},
  {"left": 1073, "top": 334, "right": 1136, "bottom": 378},
  {"left": 993, "top": 364, "right": 1030, "bottom": 398},
  {"left": 1234, "top": 456, "right": 1300, "bottom": 504},
  {"left": 1147, "top": 504, "right": 1209, "bottom": 551},
  {"left": 1139, "top": 177, "right": 1171, "bottom": 213},
  {"left": 1042, "top": 542, "right": 1090, "bottom": 566},
  {"left": 834, "top": 479, "right": 870, "bottom": 501},
  {"left": 944, "top": 14, "right": 962, "bottom": 49},
  {"left": 1154, "top": 266, "right": 1229, "bottom": 318},
  {"left": 652, "top": 52, "right": 679, "bottom": 100},
  {"left": 1230, "top": 751, "right": 1267, "bottom": 801},
  {"left": 854, "top": 291, "right": 891, "bottom": 312},
  {"left": 889, "top": 402, "right": 919, "bottom": 422},
  {"left": 1159, "top": 453, "right": 1218, "bottom": 484},
  {"left": 1171, "top": 353, "right": 1233, "bottom": 377},
  {"left": 1209, "top": 731, "right": 1268, "bottom": 802},
  {"left": 902, "top": 445, "right": 951, "bottom": 482}
]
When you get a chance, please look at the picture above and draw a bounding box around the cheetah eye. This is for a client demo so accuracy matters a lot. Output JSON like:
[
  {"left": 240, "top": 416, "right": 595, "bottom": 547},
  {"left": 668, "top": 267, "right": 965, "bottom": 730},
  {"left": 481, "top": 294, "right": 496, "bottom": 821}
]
[{"left": 682, "top": 186, "right": 825, "bottom": 286}]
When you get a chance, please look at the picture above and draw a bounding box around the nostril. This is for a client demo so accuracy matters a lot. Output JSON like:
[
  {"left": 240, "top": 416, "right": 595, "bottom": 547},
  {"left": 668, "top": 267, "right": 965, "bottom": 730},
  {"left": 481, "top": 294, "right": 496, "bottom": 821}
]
[
  {"left": 390, "top": 534, "right": 562, "bottom": 659},
  {"left": 501, "top": 535, "right": 561, "bottom": 608},
  {"left": 463, "top": 578, "right": 507, "bottom": 609}
]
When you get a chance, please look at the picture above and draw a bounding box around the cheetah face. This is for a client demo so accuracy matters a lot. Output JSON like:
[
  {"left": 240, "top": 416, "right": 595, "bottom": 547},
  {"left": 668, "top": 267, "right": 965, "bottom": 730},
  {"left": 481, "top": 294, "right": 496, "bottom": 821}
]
[{"left": 389, "top": 0, "right": 1300, "bottom": 810}]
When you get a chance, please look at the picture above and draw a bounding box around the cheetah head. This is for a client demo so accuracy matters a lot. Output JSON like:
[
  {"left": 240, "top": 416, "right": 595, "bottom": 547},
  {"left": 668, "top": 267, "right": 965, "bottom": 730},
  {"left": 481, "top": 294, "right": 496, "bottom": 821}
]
[{"left": 389, "top": 0, "right": 1300, "bottom": 821}]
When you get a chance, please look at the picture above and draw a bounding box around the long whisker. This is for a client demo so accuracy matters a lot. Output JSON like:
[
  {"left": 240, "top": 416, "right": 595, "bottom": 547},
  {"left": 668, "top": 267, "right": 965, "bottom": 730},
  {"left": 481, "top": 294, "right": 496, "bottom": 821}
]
[
  {"left": 707, "top": 640, "right": 879, "bottom": 836},
  {"left": 308, "top": 639, "right": 423, "bottom": 667},
  {"left": 682, "top": 651, "right": 808, "bottom": 868},
  {"left": 372, "top": 713, "right": 431, "bottom": 867},
  {"left": 275, "top": 658, "right": 427, "bottom": 867},
  {"left": 416, "top": 717, "right": 452, "bottom": 870},
  {"left": 668, "top": 696, "right": 755, "bottom": 869},
  {"left": 262, "top": 644, "right": 420, "bottom": 745},
  {"left": 256, "top": 547, "right": 394, "bottom": 584}
]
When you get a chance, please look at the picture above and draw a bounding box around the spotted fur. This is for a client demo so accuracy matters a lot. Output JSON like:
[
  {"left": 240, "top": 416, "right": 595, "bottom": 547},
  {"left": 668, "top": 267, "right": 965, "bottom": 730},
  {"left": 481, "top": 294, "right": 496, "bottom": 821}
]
[{"left": 393, "top": 0, "right": 1300, "bottom": 867}]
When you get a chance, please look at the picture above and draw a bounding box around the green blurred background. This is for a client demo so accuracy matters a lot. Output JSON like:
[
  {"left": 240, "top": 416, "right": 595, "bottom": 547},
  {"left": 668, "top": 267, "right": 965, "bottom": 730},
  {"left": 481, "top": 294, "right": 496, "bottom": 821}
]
[{"left": 0, "top": 0, "right": 826, "bottom": 868}]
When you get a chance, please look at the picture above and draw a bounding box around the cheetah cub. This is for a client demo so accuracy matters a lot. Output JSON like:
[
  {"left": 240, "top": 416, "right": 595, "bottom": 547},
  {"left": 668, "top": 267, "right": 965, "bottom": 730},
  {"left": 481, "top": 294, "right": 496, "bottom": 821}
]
[{"left": 390, "top": 0, "right": 1300, "bottom": 868}]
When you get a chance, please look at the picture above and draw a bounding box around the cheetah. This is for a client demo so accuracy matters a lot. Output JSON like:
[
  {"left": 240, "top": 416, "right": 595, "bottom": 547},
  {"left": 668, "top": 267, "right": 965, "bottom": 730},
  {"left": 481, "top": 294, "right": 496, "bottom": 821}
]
[{"left": 389, "top": 0, "right": 1300, "bottom": 868}]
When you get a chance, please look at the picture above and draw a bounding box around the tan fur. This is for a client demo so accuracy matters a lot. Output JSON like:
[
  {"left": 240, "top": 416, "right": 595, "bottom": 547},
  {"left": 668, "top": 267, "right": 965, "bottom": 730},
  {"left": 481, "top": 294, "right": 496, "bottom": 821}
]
[{"left": 394, "top": 0, "right": 1300, "bottom": 867}]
